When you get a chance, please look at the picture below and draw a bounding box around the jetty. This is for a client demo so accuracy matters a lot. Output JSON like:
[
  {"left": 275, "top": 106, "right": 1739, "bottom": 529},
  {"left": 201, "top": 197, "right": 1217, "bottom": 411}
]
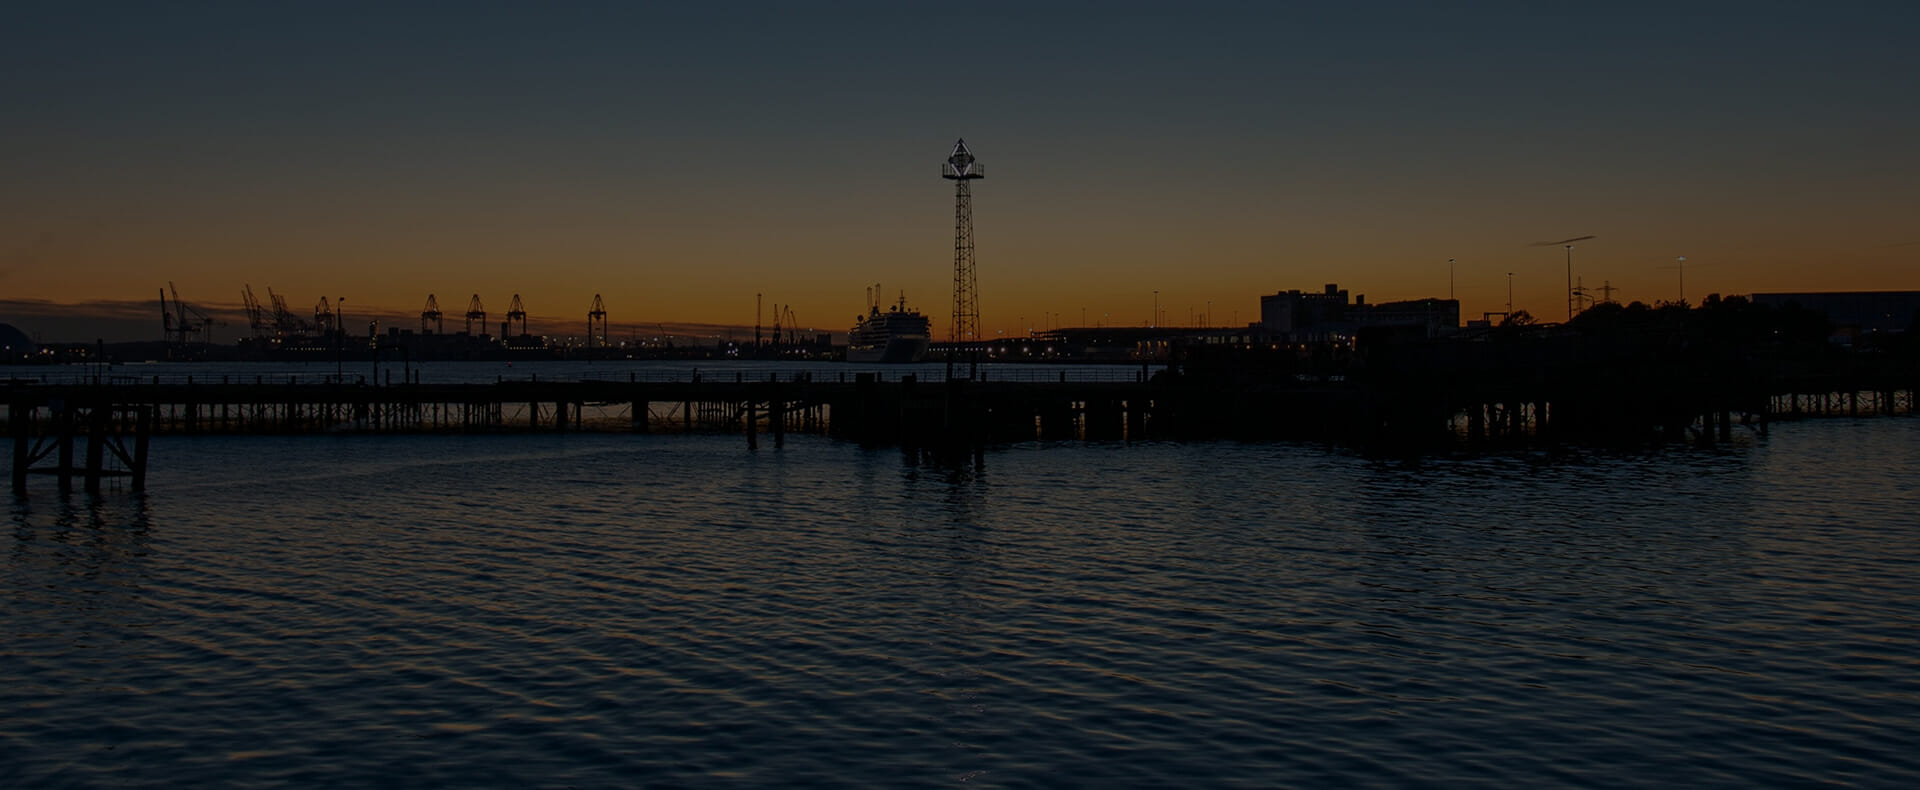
[{"left": 8, "top": 341, "right": 1916, "bottom": 494}]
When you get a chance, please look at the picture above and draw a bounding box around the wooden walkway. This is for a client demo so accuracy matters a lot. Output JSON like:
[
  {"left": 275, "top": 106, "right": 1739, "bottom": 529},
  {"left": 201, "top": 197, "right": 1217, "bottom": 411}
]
[{"left": 7, "top": 366, "right": 1914, "bottom": 494}]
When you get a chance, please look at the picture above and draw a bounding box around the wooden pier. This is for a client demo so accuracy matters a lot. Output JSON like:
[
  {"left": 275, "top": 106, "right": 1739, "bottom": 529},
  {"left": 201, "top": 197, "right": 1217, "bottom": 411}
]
[
  {"left": 4, "top": 373, "right": 1178, "bottom": 492},
  {"left": 8, "top": 397, "right": 152, "bottom": 494},
  {"left": 7, "top": 358, "right": 1915, "bottom": 494}
]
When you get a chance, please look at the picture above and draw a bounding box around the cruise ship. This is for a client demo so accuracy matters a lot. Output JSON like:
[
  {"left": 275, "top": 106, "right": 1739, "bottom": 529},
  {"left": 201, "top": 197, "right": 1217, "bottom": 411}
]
[{"left": 847, "top": 287, "right": 931, "bottom": 363}]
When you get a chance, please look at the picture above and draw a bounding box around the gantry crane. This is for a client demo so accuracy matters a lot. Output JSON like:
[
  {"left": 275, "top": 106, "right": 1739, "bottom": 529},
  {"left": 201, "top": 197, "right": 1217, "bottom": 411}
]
[
  {"left": 587, "top": 294, "right": 607, "bottom": 348},
  {"left": 160, "top": 282, "right": 217, "bottom": 347},
  {"left": 464, "top": 294, "right": 486, "bottom": 336},
  {"left": 421, "top": 294, "right": 443, "bottom": 334},
  {"left": 770, "top": 300, "right": 782, "bottom": 349},
  {"left": 506, "top": 294, "right": 528, "bottom": 337},
  {"left": 267, "top": 288, "right": 307, "bottom": 339},
  {"left": 314, "top": 296, "right": 335, "bottom": 335},
  {"left": 241, "top": 285, "right": 271, "bottom": 342}
]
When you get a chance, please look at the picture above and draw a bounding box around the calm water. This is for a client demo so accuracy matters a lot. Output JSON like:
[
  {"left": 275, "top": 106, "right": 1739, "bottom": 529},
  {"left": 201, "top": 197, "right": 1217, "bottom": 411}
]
[{"left": 6, "top": 419, "right": 1919, "bottom": 787}]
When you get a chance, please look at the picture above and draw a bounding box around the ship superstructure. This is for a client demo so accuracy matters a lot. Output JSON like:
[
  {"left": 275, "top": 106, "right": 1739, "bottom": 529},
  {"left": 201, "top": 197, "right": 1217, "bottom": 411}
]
[{"left": 847, "top": 285, "right": 931, "bottom": 363}]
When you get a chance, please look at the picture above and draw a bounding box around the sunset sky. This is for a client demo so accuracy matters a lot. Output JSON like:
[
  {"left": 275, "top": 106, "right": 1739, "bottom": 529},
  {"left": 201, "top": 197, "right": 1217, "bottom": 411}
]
[{"left": 3, "top": 2, "right": 1916, "bottom": 342}]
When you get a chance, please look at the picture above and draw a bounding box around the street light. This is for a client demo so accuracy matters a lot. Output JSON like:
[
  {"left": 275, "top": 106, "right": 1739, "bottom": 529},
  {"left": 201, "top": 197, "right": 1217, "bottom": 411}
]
[
  {"left": 1506, "top": 273, "right": 1514, "bottom": 317},
  {"left": 335, "top": 297, "right": 347, "bottom": 382},
  {"left": 1449, "top": 258, "right": 1456, "bottom": 301},
  {"left": 1564, "top": 245, "right": 1575, "bottom": 321},
  {"left": 1152, "top": 290, "right": 1158, "bottom": 328}
]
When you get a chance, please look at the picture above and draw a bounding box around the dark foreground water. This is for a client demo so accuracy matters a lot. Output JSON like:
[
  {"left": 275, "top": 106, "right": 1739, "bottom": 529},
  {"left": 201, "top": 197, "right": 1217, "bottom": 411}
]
[{"left": 6, "top": 420, "right": 1919, "bottom": 788}]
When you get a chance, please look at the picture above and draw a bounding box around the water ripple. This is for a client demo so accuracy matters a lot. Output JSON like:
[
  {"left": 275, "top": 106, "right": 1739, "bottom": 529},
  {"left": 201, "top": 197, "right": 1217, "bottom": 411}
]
[{"left": 6, "top": 423, "right": 1920, "bottom": 787}]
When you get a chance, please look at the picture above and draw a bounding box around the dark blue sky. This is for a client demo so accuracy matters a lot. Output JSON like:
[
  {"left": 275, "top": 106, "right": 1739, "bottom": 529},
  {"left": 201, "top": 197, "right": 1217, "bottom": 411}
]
[{"left": 4, "top": 1, "right": 1916, "bottom": 338}]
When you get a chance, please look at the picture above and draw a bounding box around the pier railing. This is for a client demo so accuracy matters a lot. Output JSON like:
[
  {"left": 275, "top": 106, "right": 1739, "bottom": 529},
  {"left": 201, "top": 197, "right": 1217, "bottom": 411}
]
[
  {"left": 7, "top": 365, "right": 1157, "bottom": 388},
  {"left": 9, "top": 358, "right": 1917, "bottom": 495}
]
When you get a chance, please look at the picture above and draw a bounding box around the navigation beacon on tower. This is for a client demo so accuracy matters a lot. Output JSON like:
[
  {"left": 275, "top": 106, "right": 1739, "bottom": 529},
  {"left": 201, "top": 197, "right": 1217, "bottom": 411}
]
[{"left": 944, "top": 139, "right": 984, "bottom": 345}]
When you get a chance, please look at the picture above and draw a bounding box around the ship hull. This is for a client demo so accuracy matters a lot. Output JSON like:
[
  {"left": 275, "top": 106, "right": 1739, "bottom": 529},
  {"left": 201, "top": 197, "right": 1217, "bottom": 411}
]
[{"left": 846, "top": 335, "right": 930, "bottom": 363}]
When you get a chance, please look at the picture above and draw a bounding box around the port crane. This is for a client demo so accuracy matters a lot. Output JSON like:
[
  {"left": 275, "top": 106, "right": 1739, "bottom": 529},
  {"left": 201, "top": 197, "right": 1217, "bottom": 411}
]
[
  {"left": 314, "top": 297, "right": 335, "bottom": 335},
  {"left": 421, "top": 294, "right": 443, "bottom": 334},
  {"left": 506, "top": 294, "right": 528, "bottom": 337},
  {"left": 267, "top": 289, "right": 299, "bottom": 339},
  {"left": 464, "top": 295, "right": 486, "bottom": 336},
  {"left": 587, "top": 294, "right": 607, "bottom": 348},
  {"left": 770, "top": 300, "right": 782, "bottom": 350},
  {"left": 241, "top": 285, "right": 271, "bottom": 342},
  {"left": 159, "top": 282, "right": 218, "bottom": 347}
]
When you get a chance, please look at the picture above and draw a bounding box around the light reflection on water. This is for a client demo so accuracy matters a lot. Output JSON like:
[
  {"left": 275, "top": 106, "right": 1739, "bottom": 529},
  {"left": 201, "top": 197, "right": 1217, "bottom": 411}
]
[{"left": 5, "top": 419, "right": 1920, "bottom": 787}]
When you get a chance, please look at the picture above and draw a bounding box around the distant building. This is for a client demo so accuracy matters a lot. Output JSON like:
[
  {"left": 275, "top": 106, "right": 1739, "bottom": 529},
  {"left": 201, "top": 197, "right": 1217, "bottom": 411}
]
[
  {"left": 1261, "top": 284, "right": 1355, "bottom": 342},
  {"left": 1749, "top": 291, "right": 1920, "bottom": 333},
  {"left": 1362, "top": 298, "right": 1462, "bottom": 339},
  {"left": 1259, "top": 284, "right": 1459, "bottom": 342}
]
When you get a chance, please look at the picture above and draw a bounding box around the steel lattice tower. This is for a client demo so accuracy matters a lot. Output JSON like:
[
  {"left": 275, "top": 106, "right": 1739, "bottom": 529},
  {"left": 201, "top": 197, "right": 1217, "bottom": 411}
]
[{"left": 944, "top": 139, "right": 984, "bottom": 344}]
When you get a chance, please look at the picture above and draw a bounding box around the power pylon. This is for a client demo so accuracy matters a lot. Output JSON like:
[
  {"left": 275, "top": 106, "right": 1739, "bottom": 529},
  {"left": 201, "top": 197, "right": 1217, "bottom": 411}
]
[{"left": 943, "top": 139, "right": 984, "bottom": 344}]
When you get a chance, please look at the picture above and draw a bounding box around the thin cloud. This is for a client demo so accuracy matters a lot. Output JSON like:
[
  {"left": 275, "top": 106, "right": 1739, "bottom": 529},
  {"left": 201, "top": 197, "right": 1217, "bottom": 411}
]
[{"left": 1527, "top": 235, "right": 1596, "bottom": 247}]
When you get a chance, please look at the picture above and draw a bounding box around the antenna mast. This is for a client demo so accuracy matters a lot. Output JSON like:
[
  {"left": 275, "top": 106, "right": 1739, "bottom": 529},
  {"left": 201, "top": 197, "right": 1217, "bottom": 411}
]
[{"left": 944, "top": 139, "right": 984, "bottom": 344}]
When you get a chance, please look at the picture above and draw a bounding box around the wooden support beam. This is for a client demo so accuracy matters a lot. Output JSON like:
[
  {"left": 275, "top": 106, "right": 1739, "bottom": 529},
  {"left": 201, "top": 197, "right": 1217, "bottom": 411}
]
[
  {"left": 84, "top": 403, "right": 108, "bottom": 493},
  {"left": 132, "top": 406, "right": 151, "bottom": 492},
  {"left": 56, "top": 403, "right": 74, "bottom": 491},
  {"left": 771, "top": 383, "right": 785, "bottom": 449},
  {"left": 745, "top": 400, "right": 759, "bottom": 449},
  {"left": 10, "top": 401, "right": 29, "bottom": 494}
]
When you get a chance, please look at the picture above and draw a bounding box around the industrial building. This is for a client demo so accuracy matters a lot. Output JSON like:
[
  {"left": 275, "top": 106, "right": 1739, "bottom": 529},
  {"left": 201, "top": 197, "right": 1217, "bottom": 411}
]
[{"left": 1259, "top": 284, "right": 1460, "bottom": 342}]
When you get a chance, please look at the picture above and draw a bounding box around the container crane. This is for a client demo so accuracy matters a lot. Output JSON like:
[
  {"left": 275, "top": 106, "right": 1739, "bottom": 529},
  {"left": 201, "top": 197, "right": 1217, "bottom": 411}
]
[
  {"left": 241, "top": 285, "right": 271, "bottom": 341},
  {"left": 506, "top": 294, "right": 528, "bottom": 337},
  {"left": 268, "top": 288, "right": 307, "bottom": 339},
  {"left": 160, "top": 282, "right": 218, "bottom": 346},
  {"left": 421, "top": 294, "right": 443, "bottom": 334},
  {"left": 587, "top": 294, "right": 607, "bottom": 348},
  {"left": 464, "top": 295, "right": 486, "bottom": 336}
]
